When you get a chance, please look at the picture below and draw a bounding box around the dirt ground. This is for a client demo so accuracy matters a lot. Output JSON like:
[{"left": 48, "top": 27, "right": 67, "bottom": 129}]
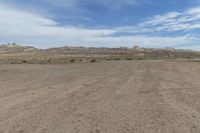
[{"left": 0, "top": 60, "right": 200, "bottom": 133}]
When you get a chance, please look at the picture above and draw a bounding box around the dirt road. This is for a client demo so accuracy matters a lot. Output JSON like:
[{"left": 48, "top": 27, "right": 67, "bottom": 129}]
[{"left": 0, "top": 61, "right": 200, "bottom": 133}]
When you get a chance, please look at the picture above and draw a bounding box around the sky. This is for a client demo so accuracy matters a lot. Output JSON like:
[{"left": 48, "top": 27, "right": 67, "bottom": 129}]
[{"left": 0, "top": 0, "right": 200, "bottom": 49}]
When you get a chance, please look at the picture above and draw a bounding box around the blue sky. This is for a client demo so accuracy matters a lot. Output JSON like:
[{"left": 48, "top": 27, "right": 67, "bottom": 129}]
[{"left": 0, "top": 0, "right": 200, "bottom": 49}]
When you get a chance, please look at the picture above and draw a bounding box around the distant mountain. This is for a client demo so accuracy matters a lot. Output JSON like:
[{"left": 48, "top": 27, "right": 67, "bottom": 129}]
[
  {"left": 0, "top": 43, "right": 38, "bottom": 53},
  {"left": 0, "top": 43, "right": 195, "bottom": 54},
  {"left": 0, "top": 43, "right": 199, "bottom": 64}
]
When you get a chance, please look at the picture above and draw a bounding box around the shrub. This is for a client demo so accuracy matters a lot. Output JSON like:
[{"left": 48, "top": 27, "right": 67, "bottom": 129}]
[
  {"left": 126, "top": 58, "right": 133, "bottom": 60},
  {"left": 70, "top": 59, "right": 76, "bottom": 63},
  {"left": 90, "top": 59, "right": 97, "bottom": 63},
  {"left": 22, "top": 60, "right": 27, "bottom": 63},
  {"left": 187, "top": 56, "right": 191, "bottom": 59},
  {"left": 113, "top": 58, "right": 120, "bottom": 60},
  {"left": 136, "top": 57, "right": 144, "bottom": 60},
  {"left": 47, "top": 58, "right": 51, "bottom": 63}
]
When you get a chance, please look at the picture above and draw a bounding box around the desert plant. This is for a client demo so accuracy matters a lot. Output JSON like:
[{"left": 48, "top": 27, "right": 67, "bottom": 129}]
[
  {"left": 126, "top": 58, "right": 133, "bottom": 60},
  {"left": 90, "top": 59, "right": 97, "bottom": 63},
  {"left": 113, "top": 58, "right": 121, "bottom": 60},
  {"left": 70, "top": 59, "right": 76, "bottom": 63},
  {"left": 22, "top": 60, "right": 27, "bottom": 63},
  {"left": 47, "top": 58, "right": 51, "bottom": 63},
  {"left": 136, "top": 57, "right": 144, "bottom": 60}
]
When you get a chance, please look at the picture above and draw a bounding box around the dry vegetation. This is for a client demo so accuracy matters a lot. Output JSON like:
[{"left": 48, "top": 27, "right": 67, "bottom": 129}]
[{"left": 0, "top": 43, "right": 200, "bottom": 64}]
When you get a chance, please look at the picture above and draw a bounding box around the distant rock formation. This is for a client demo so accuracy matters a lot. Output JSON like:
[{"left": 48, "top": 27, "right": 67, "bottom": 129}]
[{"left": 0, "top": 43, "right": 37, "bottom": 53}]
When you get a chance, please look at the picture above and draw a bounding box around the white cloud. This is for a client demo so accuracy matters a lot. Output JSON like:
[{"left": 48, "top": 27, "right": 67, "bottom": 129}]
[
  {"left": 87, "top": 35, "right": 198, "bottom": 49},
  {"left": 0, "top": 4, "right": 115, "bottom": 41},
  {"left": 187, "top": 7, "right": 200, "bottom": 14},
  {"left": 140, "top": 12, "right": 181, "bottom": 27},
  {"left": 137, "top": 6, "right": 200, "bottom": 32}
]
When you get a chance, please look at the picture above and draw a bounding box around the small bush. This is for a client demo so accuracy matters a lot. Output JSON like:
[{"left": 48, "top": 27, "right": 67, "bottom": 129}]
[
  {"left": 70, "top": 59, "right": 76, "bottom": 63},
  {"left": 126, "top": 58, "right": 133, "bottom": 60},
  {"left": 187, "top": 56, "right": 191, "bottom": 59},
  {"left": 136, "top": 57, "right": 144, "bottom": 60},
  {"left": 90, "top": 59, "right": 97, "bottom": 63},
  {"left": 47, "top": 58, "right": 51, "bottom": 63},
  {"left": 113, "top": 58, "right": 120, "bottom": 60},
  {"left": 22, "top": 60, "right": 27, "bottom": 63}
]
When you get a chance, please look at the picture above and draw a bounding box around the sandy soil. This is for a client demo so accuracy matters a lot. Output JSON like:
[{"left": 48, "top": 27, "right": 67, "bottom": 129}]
[{"left": 0, "top": 60, "right": 200, "bottom": 133}]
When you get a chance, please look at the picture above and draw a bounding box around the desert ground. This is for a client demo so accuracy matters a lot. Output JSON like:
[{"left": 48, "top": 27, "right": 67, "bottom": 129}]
[{"left": 0, "top": 60, "right": 200, "bottom": 133}]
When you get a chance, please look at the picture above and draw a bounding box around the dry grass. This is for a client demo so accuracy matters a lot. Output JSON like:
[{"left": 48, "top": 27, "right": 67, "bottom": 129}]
[{"left": 0, "top": 49, "right": 200, "bottom": 64}]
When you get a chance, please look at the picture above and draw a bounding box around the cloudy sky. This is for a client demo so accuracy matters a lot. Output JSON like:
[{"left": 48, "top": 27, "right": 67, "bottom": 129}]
[{"left": 0, "top": 0, "right": 200, "bottom": 49}]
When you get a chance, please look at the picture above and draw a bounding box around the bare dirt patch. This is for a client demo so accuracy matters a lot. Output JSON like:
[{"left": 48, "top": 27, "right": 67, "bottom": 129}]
[{"left": 0, "top": 60, "right": 200, "bottom": 133}]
